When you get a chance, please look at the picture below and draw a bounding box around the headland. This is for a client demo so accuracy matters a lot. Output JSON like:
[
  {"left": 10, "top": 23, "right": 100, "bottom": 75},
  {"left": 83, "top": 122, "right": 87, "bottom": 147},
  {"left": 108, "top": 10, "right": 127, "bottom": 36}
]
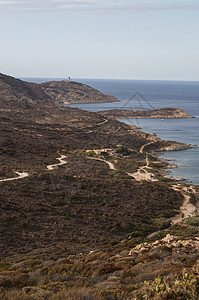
[{"left": 0, "top": 72, "right": 198, "bottom": 300}]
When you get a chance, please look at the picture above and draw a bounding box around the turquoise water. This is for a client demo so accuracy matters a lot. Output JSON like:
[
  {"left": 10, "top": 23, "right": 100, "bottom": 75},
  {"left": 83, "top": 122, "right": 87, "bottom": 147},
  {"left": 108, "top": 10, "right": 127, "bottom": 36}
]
[{"left": 23, "top": 78, "right": 199, "bottom": 185}]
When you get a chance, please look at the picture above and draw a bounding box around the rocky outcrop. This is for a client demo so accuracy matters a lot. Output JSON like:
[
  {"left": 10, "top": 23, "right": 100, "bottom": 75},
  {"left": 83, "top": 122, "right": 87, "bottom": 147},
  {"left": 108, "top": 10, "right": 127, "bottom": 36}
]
[
  {"left": 128, "top": 234, "right": 199, "bottom": 260},
  {"left": 99, "top": 107, "right": 194, "bottom": 118}
]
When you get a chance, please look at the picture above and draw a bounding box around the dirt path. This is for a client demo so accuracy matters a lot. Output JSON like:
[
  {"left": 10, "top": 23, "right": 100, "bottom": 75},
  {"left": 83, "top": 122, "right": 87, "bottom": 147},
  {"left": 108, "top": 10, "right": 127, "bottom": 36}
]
[
  {"left": 147, "top": 185, "right": 198, "bottom": 238},
  {"left": 87, "top": 157, "right": 116, "bottom": 170},
  {"left": 88, "top": 155, "right": 157, "bottom": 182},
  {"left": 0, "top": 171, "right": 29, "bottom": 182},
  {"left": 170, "top": 185, "right": 197, "bottom": 224},
  {"left": 0, "top": 155, "right": 68, "bottom": 183},
  {"left": 47, "top": 155, "right": 67, "bottom": 170},
  {"left": 128, "top": 155, "right": 158, "bottom": 182},
  {"left": 140, "top": 141, "right": 155, "bottom": 154}
]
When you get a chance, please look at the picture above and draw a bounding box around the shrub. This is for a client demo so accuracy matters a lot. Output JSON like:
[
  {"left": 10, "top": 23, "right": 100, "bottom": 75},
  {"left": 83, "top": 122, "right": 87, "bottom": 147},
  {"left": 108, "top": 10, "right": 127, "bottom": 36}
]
[{"left": 97, "top": 263, "right": 122, "bottom": 276}]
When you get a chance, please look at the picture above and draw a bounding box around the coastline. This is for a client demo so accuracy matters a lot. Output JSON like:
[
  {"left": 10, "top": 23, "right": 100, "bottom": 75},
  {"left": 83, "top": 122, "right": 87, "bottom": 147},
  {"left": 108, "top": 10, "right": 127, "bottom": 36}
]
[
  {"left": 158, "top": 146, "right": 199, "bottom": 185},
  {"left": 98, "top": 107, "right": 194, "bottom": 119}
]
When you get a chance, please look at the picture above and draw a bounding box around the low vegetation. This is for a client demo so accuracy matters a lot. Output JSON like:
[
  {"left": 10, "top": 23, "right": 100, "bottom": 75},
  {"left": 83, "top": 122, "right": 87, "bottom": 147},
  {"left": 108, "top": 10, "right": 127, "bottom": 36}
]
[{"left": 0, "top": 73, "right": 198, "bottom": 299}]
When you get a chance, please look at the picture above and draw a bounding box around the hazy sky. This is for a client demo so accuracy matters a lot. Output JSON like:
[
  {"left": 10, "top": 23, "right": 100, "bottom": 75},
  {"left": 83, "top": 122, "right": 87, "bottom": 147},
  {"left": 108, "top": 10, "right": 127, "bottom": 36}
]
[{"left": 1, "top": 0, "right": 199, "bottom": 80}]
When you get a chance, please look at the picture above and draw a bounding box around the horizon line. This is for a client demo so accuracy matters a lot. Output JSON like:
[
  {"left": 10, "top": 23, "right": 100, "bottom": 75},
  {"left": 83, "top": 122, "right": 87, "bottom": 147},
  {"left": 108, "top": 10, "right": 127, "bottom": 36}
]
[{"left": 19, "top": 76, "right": 199, "bottom": 83}]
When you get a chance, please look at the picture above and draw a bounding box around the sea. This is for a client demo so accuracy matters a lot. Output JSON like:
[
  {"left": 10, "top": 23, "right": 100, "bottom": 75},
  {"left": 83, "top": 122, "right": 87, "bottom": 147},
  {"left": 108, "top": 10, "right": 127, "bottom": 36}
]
[{"left": 22, "top": 78, "right": 199, "bottom": 185}]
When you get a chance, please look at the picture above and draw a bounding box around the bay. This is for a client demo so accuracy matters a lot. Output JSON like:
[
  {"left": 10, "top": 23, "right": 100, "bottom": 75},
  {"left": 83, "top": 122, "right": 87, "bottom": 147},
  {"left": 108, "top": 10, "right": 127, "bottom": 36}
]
[{"left": 23, "top": 77, "right": 199, "bottom": 185}]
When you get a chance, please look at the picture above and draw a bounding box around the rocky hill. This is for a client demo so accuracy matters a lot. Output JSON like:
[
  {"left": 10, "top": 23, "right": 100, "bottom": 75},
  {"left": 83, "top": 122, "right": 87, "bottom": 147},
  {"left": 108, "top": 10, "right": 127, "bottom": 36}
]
[
  {"left": 99, "top": 107, "right": 194, "bottom": 119},
  {"left": 0, "top": 73, "right": 118, "bottom": 107},
  {"left": 41, "top": 80, "right": 118, "bottom": 104}
]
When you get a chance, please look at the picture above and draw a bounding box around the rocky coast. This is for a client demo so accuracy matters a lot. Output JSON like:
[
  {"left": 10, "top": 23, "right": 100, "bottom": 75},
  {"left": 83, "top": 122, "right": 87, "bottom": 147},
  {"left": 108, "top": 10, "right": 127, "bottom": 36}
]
[
  {"left": 0, "top": 72, "right": 198, "bottom": 300},
  {"left": 99, "top": 107, "right": 194, "bottom": 119}
]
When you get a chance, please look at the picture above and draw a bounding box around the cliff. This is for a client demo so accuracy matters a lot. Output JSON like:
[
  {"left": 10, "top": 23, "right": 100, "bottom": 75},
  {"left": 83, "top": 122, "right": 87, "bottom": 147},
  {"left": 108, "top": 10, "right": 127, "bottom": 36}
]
[{"left": 99, "top": 107, "right": 194, "bottom": 119}]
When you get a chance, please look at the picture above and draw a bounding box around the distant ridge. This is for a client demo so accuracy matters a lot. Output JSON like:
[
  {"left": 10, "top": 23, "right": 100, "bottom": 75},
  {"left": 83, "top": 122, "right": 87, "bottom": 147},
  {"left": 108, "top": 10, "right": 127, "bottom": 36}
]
[{"left": 0, "top": 73, "right": 118, "bottom": 107}]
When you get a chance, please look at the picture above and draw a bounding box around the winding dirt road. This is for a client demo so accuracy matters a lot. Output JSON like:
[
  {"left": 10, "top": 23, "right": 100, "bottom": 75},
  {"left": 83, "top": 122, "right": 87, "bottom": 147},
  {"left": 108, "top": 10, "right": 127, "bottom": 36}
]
[
  {"left": 0, "top": 171, "right": 29, "bottom": 183},
  {"left": 47, "top": 155, "right": 67, "bottom": 170},
  {"left": 147, "top": 185, "right": 198, "bottom": 238},
  {"left": 88, "top": 154, "right": 198, "bottom": 233},
  {"left": 140, "top": 141, "right": 155, "bottom": 154},
  {"left": 0, "top": 155, "right": 68, "bottom": 183},
  {"left": 170, "top": 185, "right": 198, "bottom": 224},
  {"left": 87, "top": 157, "right": 116, "bottom": 170},
  {"left": 87, "top": 154, "right": 157, "bottom": 182},
  {"left": 127, "top": 155, "right": 158, "bottom": 182}
]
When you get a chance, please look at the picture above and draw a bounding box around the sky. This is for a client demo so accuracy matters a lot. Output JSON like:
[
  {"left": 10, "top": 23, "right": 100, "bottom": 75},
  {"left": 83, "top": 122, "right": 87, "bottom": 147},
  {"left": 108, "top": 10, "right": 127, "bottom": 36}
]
[{"left": 0, "top": 0, "right": 199, "bottom": 81}]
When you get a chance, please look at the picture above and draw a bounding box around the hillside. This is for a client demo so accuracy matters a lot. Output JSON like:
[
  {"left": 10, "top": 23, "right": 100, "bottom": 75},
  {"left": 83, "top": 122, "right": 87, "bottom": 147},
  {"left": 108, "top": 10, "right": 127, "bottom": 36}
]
[
  {"left": 41, "top": 80, "right": 118, "bottom": 104},
  {"left": 0, "top": 234, "right": 198, "bottom": 299},
  {"left": 0, "top": 72, "right": 198, "bottom": 299},
  {"left": 0, "top": 73, "right": 53, "bottom": 106},
  {"left": 1, "top": 101, "right": 189, "bottom": 255},
  {"left": 0, "top": 73, "right": 118, "bottom": 107}
]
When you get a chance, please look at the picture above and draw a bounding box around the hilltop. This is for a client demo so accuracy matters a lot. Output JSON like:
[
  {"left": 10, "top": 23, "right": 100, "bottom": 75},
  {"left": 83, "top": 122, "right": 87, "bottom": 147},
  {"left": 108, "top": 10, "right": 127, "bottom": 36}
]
[
  {"left": 0, "top": 73, "right": 117, "bottom": 107},
  {"left": 42, "top": 79, "right": 118, "bottom": 104}
]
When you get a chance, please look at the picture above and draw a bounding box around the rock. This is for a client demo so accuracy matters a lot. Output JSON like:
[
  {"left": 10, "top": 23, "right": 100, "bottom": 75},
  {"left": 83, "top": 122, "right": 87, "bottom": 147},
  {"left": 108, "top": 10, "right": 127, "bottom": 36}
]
[
  {"left": 139, "top": 247, "right": 150, "bottom": 254},
  {"left": 153, "top": 241, "right": 160, "bottom": 246},
  {"left": 162, "top": 234, "right": 175, "bottom": 243}
]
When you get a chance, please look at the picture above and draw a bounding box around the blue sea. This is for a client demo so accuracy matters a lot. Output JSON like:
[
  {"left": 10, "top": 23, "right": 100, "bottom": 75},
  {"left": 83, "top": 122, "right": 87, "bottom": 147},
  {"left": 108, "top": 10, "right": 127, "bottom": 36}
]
[{"left": 23, "top": 78, "right": 199, "bottom": 185}]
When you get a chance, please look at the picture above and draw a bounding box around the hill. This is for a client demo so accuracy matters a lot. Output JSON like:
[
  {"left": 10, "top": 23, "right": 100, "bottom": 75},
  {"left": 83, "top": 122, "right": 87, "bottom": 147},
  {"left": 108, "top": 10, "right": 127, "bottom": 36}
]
[
  {"left": 0, "top": 72, "right": 198, "bottom": 299},
  {"left": 0, "top": 73, "right": 53, "bottom": 106},
  {"left": 41, "top": 79, "right": 118, "bottom": 104},
  {"left": 0, "top": 73, "right": 118, "bottom": 107}
]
